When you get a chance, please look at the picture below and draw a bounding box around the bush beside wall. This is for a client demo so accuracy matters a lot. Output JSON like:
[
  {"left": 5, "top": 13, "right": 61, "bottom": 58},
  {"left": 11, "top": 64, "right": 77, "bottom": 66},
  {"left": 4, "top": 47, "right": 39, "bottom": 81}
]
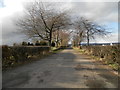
[{"left": 2, "top": 46, "right": 50, "bottom": 70}]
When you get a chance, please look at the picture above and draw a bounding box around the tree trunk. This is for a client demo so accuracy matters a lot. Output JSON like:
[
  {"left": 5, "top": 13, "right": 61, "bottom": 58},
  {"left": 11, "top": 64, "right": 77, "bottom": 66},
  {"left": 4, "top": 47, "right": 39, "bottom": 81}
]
[
  {"left": 79, "top": 40, "right": 82, "bottom": 49},
  {"left": 49, "top": 30, "right": 52, "bottom": 47},
  {"left": 49, "top": 40, "right": 51, "bottom": 47},
  {"left": 87, "top": 35, "right": 89, "bottom": 46},
  {"left": 56, "top": 29, "right": 59, "bottom": 47},
  {"left": 87, "top": 30, "right": 90, "bottom": 46},
  {"left": 56, "top": 41, "right": 59, "bottom": 47}
]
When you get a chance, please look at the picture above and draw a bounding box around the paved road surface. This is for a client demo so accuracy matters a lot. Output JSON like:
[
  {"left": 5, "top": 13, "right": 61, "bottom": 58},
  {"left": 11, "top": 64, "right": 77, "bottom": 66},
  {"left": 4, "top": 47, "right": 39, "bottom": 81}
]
[{"left": 3, "top": 48, "right": 118, "bottom": 88}]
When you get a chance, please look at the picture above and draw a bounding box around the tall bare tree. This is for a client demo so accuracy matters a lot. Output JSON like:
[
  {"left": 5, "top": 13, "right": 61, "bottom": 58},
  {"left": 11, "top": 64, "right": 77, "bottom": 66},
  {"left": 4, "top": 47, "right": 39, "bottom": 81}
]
[
  {"left": 16, "top": 1, "right": 69, "bottom": 46},
  {"left": 74, "top": 17, "right": 110, "bottom": 46},
  {"left": 52, "top": 29, "right": 70, "bottom": 47},
  {"left": 59, "top": 30, "right": 70, "bottom": 46},
  {"left": 73, "top": 18, "right": 86, "bottom": 46},
  {"left": 72, "top": 35, "right": 79, "bottom": 47},
  {"left": 52, "top": 28, "right": 60, "bottom": 47}
]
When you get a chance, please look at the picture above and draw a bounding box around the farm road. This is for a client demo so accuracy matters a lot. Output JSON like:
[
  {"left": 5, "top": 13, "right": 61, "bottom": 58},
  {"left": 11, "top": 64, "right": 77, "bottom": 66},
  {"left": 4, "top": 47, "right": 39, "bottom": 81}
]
[{"left": 3, "top": 48, "right": 118, "bottom": 88}]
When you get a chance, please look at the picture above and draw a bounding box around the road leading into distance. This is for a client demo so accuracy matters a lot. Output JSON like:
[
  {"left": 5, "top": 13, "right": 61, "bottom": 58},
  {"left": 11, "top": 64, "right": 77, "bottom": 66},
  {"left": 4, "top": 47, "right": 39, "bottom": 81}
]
[{"left": 3, "top": 48, "right": 118, "bottom": 88}]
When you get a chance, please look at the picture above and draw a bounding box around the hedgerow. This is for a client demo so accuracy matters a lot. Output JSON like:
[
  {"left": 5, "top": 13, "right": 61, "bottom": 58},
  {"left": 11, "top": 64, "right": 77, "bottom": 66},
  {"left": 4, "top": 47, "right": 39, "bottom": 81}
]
[
  {"left": 81, "top": 45, "right": 120, "bottom": 70},
  {"left": 2, "top": 45, "right": 50, "bottom": 70}
]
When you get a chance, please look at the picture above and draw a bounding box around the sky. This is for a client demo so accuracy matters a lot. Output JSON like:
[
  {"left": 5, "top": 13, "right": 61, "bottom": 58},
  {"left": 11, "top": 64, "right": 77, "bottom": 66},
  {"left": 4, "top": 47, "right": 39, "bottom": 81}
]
[{"left": 0, "top": 0, "right": 119, "bottom": 45}]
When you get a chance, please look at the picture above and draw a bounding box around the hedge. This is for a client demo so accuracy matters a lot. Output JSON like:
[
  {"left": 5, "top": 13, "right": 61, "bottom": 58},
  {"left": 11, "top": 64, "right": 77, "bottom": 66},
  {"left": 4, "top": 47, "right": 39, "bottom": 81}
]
[
  {"left": 2, "top": 45, "right": 50, "bottom": 69},
  {"left": 81, "top": 45, "right": 120, "bottom": 69}
]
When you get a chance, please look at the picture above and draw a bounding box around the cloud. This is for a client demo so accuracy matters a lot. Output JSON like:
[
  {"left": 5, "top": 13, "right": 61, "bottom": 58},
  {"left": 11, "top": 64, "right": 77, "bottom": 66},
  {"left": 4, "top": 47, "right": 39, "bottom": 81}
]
[
  {"left": 71, "top": 0, "right": 119, "bottom": 2},
  {"left": 81, "top": 33, "right": 118, "bottom": 43},
  {"left": 95, "top": 33, "right": 118, "bottom": 43},
  {"left": 1, "top": 15, "right": 28, "bottom": 45},
  {"left": 1, "top": 1, "right": 118, "bottom": 45},
  {"left": 70, "top": 2, "right": 118, "bottom": 23}
]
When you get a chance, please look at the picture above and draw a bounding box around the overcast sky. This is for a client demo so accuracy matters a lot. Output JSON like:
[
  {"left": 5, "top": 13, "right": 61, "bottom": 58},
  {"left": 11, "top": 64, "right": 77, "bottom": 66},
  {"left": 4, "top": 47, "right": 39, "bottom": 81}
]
[{"left": 0, "top": 0, "right": 119, "bottom": 45}]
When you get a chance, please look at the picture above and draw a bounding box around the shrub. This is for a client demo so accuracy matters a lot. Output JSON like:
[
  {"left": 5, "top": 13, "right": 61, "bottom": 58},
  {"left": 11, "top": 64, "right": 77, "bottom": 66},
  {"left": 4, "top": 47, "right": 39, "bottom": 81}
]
[
  {"left": 51, "top": 42, "right": 55, "bottom": 47},
  {"left": 35, "top": 41, "right": 40, "bottom": 46},
  {"left": 40, "top": 41, "right": 48, "bottom": 46},
  {"left": 22, "top": 41, "right": 27, "bottom": 46},
  {"left": 35, "top": 41, "right": 48, "bottom": 46}
]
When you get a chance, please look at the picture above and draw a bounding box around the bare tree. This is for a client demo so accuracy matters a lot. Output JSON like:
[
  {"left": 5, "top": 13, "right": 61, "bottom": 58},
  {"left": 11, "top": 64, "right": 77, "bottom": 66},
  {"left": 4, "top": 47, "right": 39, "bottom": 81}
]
[
  {"left": 72, "top": 35, "right": 79, "bottom": 47},
  {"left": 16, "top": 1, "right": 69, "bottom": 47},
  {"left": 59, "top": 30, "right": 70, "bottom": 46},
  {"left": 73, "top": 18, "right": 86, "bottom": 46},
  {"left": 74, "top": 17, "right": 110, "bottom": 46},
  {"left": 52, "top": 29, "right": 70, "bottom": 47},
  {"left": 52, "top": 28, "right": 60, "bottom": 47}
]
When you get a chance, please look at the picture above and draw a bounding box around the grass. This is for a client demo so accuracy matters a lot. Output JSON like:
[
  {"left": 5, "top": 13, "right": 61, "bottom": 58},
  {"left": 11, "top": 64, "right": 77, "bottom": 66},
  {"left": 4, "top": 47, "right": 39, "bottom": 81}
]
[
  {"left": 73, "top": 47, "right": 85, "bottom": 54},
  {"left": 108, "top": 63, "right": 119, "bottom": 70},
  {"left": 50, "top": 47, "right": 64, "bottom": 54},
  {"left": 51, "top": 47, "right": 58, "bottom": 51}
]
